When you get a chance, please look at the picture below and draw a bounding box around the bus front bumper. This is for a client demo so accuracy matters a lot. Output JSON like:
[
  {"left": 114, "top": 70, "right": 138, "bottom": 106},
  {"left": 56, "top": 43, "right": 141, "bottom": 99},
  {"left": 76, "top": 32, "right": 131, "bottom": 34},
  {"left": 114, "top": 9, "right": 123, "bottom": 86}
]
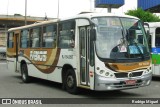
[{"left": 94, "top": 73, "right": 152, "bottom": 91}]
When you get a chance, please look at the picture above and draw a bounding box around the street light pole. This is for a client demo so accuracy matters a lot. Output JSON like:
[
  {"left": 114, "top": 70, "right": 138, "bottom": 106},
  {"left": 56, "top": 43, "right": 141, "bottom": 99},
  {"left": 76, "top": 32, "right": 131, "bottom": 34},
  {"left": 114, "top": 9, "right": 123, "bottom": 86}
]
[
  {"left": 25, "top": 0, "right": 27, "bottom": 25},
  {"left": 57, "top": 0, "right": 59, "bottom": 19},
  {"left": 90, "top": 0, "right": 92, "bottom": 11}
]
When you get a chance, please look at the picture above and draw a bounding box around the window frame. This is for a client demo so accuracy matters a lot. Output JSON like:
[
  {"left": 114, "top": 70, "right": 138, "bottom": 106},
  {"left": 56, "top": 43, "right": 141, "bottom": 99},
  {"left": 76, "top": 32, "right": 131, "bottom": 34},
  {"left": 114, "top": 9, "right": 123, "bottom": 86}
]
[
  {"left": 42, "top": 24, "right": 57, "bottom": 48},
  {"left": 155, "top": 27, "right": 160, "bottom": 47},
  {"left": 58, "top": 20, "right": 75, "bottom": 49},
  {"left": 20, "top": 29, "right": 30, "bottom": 48},
  {"left": 7, "top": 32, "right": 14, "bottom": 48},
  {"left": 29, "top": 27, "right": 42, "bottom": 48}
]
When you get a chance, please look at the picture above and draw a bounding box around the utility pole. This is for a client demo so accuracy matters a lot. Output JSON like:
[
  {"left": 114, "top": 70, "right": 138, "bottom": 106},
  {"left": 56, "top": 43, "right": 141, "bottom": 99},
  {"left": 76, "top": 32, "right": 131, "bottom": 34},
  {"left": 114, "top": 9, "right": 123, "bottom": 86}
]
[
  {"left": 25, "top": 0, "right": 27, "bottom": 25},
  {"left": 90, "top": 0, "right": 92, "bottom": 11},
  {"left": 57, "top": 0, "right": 59, "bottom": 19},
  {"left": 108, "top": 5, "right": 111, "bottom": 13}
]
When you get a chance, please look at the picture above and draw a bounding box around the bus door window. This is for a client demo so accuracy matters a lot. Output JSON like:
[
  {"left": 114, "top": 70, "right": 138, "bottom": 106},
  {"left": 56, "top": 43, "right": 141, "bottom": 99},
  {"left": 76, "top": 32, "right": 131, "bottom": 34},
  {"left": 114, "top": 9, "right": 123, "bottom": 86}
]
[{"left": 80, "top": 28, "right": 86, "bottom": 83}]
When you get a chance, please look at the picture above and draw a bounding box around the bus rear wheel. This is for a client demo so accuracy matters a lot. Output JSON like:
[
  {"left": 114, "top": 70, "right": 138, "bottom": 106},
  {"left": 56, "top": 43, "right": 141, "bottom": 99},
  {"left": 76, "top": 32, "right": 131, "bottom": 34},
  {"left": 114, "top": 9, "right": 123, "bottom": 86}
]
[
  {"left": 21, "top": 63, "right": 30, "bottom": 83},
  {"left": 64, "top": 69, "right": 78, "bottom": 94}
]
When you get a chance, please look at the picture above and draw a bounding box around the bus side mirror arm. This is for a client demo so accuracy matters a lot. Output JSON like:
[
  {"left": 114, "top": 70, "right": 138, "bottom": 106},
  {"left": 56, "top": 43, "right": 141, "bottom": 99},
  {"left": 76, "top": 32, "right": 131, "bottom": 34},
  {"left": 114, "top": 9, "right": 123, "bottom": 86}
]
[
  {"left": 144, "top": 22, "right": 149, "bottom": 28},
  {"left": 147, "top": 30, "right": 150, "bottom": 36}
]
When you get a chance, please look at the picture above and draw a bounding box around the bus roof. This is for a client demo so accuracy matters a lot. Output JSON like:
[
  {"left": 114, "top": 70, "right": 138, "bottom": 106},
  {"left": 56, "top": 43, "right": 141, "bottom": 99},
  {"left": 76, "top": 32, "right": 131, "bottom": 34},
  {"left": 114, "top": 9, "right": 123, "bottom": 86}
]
[
  {"left": 8, "top": 19, "right": 59, "bottom": 32},
  {"left": 8, "top": 12, "right": 139, "bottom": 32},
  {"left": 76, "top": 12, "right": 138, "bottom": 19},
  {"left": 147, "top": 22, "right": 160, "bottom": 28}
]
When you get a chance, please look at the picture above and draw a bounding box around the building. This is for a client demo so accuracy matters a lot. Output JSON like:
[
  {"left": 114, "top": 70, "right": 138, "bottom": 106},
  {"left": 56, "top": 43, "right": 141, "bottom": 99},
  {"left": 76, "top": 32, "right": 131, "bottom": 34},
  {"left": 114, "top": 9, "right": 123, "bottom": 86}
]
[
  {"left": 138, "top": 0, "right": 160, "bottom": 13},
  {"left": 95, "top": 0, "right": 124, "bottom": 12},
  {"left": 0, "top": 14, "right": 54, "bottom": 46}
]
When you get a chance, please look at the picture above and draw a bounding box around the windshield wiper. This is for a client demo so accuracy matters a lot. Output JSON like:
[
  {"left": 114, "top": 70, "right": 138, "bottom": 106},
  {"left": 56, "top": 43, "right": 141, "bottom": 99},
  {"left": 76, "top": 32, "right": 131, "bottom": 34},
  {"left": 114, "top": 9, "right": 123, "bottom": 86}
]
[
  {"left": 118, "top": 29, "right": 128, "bottom": 49},
  {"left": 120, "top": 29, "right": 126, "bottom": 44}
]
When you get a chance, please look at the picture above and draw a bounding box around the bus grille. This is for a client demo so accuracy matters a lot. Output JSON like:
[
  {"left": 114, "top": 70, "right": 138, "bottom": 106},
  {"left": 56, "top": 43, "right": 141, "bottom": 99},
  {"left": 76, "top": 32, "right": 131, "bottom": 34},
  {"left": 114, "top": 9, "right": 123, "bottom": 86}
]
[{"left": 114, "top": 71, "right": 143, "bottom": 78}]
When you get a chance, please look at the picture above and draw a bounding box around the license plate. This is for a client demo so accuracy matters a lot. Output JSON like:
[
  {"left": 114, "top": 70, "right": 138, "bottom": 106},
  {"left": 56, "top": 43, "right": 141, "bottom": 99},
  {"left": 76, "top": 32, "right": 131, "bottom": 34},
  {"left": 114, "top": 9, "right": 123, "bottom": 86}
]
[{"left": 125, "top": 80, "right": 136, "bottom": 85}]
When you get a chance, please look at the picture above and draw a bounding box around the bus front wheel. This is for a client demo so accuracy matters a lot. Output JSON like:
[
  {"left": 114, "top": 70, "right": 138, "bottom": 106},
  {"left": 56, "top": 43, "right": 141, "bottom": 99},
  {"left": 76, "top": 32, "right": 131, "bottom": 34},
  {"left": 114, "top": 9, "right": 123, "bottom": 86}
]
[
  {"left": 65, "top": 69, "right": 78, "bottom": 94},
  {"left": 21, "top": 63, "right": 30, "bottom": 83}
]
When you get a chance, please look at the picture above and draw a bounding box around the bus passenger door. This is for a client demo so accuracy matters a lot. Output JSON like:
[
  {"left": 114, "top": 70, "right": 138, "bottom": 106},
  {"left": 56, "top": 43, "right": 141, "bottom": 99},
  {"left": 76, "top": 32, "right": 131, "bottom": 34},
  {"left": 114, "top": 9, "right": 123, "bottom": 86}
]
[
  {"left": 7, "top": 32, "right": 19, "bottom": 72},
  {"left": 79, "top": 27, "right": 90, "bottom": 86}
]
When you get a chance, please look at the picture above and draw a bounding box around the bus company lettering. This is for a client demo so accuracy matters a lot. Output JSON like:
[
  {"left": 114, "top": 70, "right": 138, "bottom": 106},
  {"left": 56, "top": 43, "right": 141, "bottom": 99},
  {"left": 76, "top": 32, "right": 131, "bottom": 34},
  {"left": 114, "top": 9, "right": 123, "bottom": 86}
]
[
  {"left": 139, "top": 62, "right": 150, "bottom": 66},
  {"left": 30, "top": 51, "right": 47, "bottom": 61}
]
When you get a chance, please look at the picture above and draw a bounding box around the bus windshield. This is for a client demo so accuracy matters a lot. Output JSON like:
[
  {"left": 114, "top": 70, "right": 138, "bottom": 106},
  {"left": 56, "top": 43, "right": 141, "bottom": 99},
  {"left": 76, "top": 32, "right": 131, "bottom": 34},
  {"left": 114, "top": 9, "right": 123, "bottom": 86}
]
[{"left": 92, "top": 17, "right": 150, "bottom": 62}]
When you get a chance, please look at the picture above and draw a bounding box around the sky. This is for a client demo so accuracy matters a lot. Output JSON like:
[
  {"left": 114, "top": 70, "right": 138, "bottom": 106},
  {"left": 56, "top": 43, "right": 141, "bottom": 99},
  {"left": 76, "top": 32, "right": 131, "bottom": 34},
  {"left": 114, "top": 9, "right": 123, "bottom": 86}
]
[{"left": 0, "top": 0, "right": 137, "bottom": 18}]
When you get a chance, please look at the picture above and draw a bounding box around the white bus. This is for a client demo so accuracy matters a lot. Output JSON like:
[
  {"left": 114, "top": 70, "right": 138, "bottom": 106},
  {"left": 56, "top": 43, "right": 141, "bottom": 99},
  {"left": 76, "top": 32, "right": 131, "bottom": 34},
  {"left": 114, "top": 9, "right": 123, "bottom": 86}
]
[
  {"left": 146, "top": 22, "right": 160, "bottom": 76},
  {"left": 7, "top": 12, "right": 152, "bottom": 94}
]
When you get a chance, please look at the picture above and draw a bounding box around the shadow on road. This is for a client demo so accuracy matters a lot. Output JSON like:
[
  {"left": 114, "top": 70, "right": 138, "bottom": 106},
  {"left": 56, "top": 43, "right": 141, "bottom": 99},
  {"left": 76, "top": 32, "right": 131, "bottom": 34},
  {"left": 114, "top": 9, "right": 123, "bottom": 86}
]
[
  {"left": 78, "top": 88, "right": 142, "bottom": 98},
  {"left": 12, "top": 75, "right": 143, "bottom": 98},
  {"left": 152, "top": 76, "right": 160, "bottom": 81}
]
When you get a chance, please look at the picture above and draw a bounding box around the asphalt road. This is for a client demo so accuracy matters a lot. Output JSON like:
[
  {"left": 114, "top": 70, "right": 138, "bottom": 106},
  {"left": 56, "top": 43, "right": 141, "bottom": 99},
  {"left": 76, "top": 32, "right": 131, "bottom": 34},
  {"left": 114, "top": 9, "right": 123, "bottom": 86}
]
[{"left": 0, "top": 60, "right": 160, "bottom": 106}]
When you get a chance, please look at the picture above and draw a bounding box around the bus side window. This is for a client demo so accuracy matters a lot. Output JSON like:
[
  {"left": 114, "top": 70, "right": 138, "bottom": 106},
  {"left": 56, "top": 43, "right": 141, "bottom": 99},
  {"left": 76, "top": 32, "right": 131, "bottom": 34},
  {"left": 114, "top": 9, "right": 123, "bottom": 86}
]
[
  {"left": 148, "top": 35, "right": 151, "bottom": 52},
  {"left": 155, "top": 28, "right": 160, "bottom": 47},
  {"left": 20, "top": 29, "right": 29, "bottom": 48},
  {"left": 30, "top": 28, "right": 41, "bottom": 48},
  {"left": 42, "top": 25, "right": 56, "bottom": 48},
  {"left": 58, "top": 20, "right": 75, "bottom": 48},
  {"left": 7, "top": 32, "right": 14, "bottom": 48}
]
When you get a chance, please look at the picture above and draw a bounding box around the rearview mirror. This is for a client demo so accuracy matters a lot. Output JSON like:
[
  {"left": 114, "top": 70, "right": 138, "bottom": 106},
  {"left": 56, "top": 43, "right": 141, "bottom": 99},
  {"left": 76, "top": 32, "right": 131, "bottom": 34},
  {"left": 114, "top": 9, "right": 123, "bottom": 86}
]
[
  {"left": 90, "top": 29, "right": 96, "bottom": 41},
  {"left": 146, "top": 30, "right": 150, "bottom": 41}
]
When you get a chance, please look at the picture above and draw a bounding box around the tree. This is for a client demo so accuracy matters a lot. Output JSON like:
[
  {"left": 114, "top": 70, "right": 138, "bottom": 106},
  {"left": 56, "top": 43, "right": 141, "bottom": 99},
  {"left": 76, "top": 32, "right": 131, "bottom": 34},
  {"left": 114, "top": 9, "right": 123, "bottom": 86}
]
[{"left": 125, "top": 8, "right": 160, "bottom": 22}]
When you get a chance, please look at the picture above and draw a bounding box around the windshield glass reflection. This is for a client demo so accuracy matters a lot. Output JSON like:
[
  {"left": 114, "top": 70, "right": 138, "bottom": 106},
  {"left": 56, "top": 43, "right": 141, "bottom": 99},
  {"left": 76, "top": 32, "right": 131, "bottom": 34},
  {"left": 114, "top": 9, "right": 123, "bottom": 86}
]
[{"left": 92, "top": 17, "right": 150, "bottom": 62}]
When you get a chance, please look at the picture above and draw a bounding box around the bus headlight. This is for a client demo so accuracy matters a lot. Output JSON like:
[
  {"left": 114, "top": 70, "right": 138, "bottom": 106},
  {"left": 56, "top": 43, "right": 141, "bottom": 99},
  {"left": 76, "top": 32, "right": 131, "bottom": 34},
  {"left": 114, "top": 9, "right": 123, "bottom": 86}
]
[
  {"left": 99, "top": 70, "right": 105, "bottom": 74},
  {"left": 98, "top": 69, "right": 115, "bottom": 78},
  {"left": 143, "top": 68, "right": 151, "bottom": 75},
  {"left": 105, "top": 72, "right": 110, "bottom": 76}
]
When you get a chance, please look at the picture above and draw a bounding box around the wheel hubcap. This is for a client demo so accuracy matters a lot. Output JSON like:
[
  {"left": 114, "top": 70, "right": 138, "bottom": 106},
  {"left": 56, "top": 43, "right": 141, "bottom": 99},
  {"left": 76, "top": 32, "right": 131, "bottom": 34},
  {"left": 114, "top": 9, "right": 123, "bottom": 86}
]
[
  {"left": 67, "top": 75, "right": 74, "bottom": 88},
  {"left": 22, "top": 73, "right": 26, "bottom": 80},
  {"left": 22, "top": 66, "right": 26, "bottom": 80}
]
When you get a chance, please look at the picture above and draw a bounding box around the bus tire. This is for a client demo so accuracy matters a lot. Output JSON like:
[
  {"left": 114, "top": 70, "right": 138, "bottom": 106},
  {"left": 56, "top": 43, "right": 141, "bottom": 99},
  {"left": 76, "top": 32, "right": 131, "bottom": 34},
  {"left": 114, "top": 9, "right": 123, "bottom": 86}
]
[
  {"left": 65, "top": 69, "right": 78, "bottom": 94},
  {"left": 21, "top": 63, "right": 30, "bottom": 83}
]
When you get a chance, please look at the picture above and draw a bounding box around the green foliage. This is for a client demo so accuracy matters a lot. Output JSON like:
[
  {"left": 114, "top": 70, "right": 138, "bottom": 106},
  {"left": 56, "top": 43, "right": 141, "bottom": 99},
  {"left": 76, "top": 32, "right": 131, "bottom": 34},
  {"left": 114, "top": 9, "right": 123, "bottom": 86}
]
[{"left": 125, "top": 8, "right": 160, "bottom": 22}]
